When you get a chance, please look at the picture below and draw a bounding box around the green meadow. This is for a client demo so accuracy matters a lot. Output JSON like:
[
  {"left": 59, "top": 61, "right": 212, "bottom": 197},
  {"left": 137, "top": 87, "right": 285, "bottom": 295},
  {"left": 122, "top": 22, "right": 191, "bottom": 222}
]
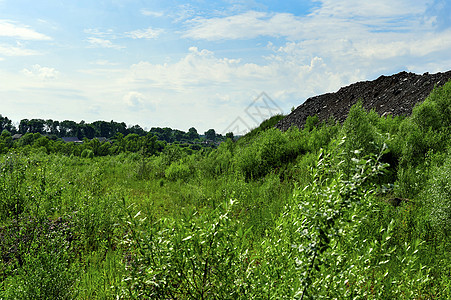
[{"left": 1, "top": 81, "right": 450, "bottom": 299}]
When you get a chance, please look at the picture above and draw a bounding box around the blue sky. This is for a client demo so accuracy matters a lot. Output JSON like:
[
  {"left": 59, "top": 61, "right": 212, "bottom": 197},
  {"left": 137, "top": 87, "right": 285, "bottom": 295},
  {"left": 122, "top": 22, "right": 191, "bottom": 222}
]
[{"left": 1, "top": 0, "right": 451, "bottom": 134}]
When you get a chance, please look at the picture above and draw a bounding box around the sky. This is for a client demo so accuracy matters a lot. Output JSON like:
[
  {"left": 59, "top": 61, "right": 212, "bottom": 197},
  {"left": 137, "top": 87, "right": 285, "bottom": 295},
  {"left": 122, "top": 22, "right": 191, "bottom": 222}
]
[{"left": 1, "top": 0, "right": 451, "bottom": 134}]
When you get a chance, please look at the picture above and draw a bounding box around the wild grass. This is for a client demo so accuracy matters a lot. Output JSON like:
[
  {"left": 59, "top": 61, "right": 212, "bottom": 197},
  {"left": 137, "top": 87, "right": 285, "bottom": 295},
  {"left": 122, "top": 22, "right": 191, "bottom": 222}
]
[{"left": 0, "top": 80, "right": 450, "bottom": 298}]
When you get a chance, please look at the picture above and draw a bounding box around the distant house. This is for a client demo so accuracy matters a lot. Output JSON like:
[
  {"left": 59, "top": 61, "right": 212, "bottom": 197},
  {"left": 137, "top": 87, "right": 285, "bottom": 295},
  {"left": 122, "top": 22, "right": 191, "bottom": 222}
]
[
  {"left": 12, "top": 134, "right": 23, "bottom": 140},
  {"left": 61, "top": 137, "right": 83, "bottom": 143}
]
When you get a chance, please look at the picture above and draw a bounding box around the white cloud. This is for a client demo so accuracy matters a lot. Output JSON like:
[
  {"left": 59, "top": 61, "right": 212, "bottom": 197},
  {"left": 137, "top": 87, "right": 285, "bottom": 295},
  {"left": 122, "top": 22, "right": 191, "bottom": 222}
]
[
  {"left": 184, "top": 11, "right": 297, "bottom": 40},
  {"left": 127, "top": 28, "right": 164, "bottom": 39},
  {"left": 0, "top": 44, "right": 40, "bottom": 56},
  {"left": 123, "top": 91, "right": 145, "bottom": 110},
  {"left": 172, "top": 4, "right": 197, "bottom": 22},
  {"left": 22, "top": 64, "right": 60, "bottom": 80},
  {"left": 0, "top": 20, "right": 51, "bottom": 40},
  {"left": 183, "top": 1, "right": 432, "bottom": 41},
  {"left": 141, "top": 9, "right": 164, "bottom": 17},
  {"left": 316, "top": 0, "right": 428, "bottom": 18},
  {"left": 84, "top": 28, "right": 115, "bottom": 37},
  {"left": 123, "top": 46, "right": 271, "bottom": 91},
  {"left": 90, "top": 59, "right": 120, "bottom": 66},
  {"left": 87, "top": 37, "right": 125, "bottom": 49}
]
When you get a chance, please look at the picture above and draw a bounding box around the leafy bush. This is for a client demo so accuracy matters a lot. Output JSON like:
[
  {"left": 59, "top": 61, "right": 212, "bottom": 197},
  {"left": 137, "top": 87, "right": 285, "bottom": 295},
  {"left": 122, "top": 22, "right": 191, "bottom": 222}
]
[
  {"left": 81, "top": 148, "right": 94, "bottom": 158},
  {"left": 120, "top": 200, "right": 251, "bottom": 299},
  {"left": 165, "top": 160, "right": 192, "bottom": 181},
  {"left": 235, "top": 128, "right": 303, "bottom": 180},
  {"left": 338, "top": 101, "right": 384, "bottom": 178},
  {"left": 422, "top": 149, "right": 451, "bottom": 235},
  {"left": 398, "top": 80, "right": 451, "bottom": 168},
  {"left": 0, "top": 216, "right": 78, "bottom": 299}
]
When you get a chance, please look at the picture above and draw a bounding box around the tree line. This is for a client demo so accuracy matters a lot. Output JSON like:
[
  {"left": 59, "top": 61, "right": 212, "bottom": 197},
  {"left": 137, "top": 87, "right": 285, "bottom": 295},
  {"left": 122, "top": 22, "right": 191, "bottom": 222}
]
[{"left": 0, "top": 115, "right": 230, "bottom": 143}]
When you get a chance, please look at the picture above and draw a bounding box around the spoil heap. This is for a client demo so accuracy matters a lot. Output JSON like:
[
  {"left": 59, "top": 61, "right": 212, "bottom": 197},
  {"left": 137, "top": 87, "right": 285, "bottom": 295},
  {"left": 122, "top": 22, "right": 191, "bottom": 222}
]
[{"left": 276, "top": 70, "right": 451, "bottom": 130}]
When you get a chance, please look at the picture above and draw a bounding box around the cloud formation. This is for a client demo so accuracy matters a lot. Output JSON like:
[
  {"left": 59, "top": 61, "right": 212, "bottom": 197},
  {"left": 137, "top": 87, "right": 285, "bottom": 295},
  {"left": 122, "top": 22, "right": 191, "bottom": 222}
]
[
  {"left": 87, "top": 37, "right": 125, "bottom": 49},
  {"left": 127, "top": 28, "right": 164, "bottom": 39},
  {"left": 123, "top": 91, "right": 145, "bottom": 110},
  {"left": 0, "top": 20, "right": 51, "bottom": 40},
  {"left": 0, "top": 44, "right": 40, "bottom": 56},
  {"left": 22, "top": 64, "right": 60, "bottom": 80},
  {"left": 141, "top": 9, "right": 164, "bottom": 17}
]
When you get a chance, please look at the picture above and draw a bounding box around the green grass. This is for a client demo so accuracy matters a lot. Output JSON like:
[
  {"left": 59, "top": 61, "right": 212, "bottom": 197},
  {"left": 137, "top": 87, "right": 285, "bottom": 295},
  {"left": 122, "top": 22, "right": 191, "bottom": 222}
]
[{"left": 0, "top": 81, "right": 450, "bottom": 298}]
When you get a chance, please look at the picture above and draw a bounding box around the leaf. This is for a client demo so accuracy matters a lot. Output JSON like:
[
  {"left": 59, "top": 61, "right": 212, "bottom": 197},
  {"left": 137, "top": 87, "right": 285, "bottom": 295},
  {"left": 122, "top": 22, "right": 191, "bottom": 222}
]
[{"left": 182, "top": 235, "right": 193, "bottom": 242}]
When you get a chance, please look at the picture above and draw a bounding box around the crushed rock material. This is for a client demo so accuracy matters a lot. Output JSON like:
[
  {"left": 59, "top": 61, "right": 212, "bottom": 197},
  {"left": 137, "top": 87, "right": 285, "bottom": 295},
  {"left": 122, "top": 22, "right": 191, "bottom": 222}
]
[{"left": 276, "top": 70, "right": 451, "bottom": 131}]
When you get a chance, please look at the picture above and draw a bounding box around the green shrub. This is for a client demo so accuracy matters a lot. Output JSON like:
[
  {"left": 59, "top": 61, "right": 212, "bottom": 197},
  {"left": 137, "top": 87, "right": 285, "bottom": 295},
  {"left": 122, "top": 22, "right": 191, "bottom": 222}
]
[
  {"left": 338, "top": 101, "right": 383, "bottom": 178},
  {"left": 306, "top": 121, "right": 340, "bottom": 152},
  {"left": 165, "top": 161, "right": 192, "bottom": 181},
  {"left": 0, "top": 217, "right": 78, "bottom": 299},
  {"left": 235, "top": 128, "right": 300, "bottom": 180},
  {"left": 422, "top": 149, "right": 451, "bottom": 236},
  {"left": 0, "top": 153, "right": 28, "bottom": 220},
  {"left": 398, "top": 80, "right": 451, "bottom": 168},
  {"left": 81, "top": 148, "right": 94, "bottom": 158},
  {"left": 120, "top": 200, "right": 251, "bottom": 299},
  {"left": 341, "top": 101, "right": 380, "bottom": 155}
]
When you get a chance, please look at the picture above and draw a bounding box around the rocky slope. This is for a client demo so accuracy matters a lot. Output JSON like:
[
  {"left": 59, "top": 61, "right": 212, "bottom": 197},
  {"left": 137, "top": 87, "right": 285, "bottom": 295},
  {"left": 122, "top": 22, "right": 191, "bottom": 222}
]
[{"left": 275, "top": 70, "right": 451, "bottom": 131}]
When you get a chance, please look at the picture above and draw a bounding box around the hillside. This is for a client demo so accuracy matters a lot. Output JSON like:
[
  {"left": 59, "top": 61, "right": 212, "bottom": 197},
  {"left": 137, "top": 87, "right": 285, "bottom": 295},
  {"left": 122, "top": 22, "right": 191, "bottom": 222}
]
[{"left": 276, "top": 70, "right": 451, "bottom": 130}]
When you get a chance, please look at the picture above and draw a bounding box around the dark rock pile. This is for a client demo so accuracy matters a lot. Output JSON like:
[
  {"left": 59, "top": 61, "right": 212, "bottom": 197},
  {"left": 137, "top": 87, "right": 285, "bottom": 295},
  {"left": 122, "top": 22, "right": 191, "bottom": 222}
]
[{"left": 276, "top": 70, "right": 451, "bottom": 131}]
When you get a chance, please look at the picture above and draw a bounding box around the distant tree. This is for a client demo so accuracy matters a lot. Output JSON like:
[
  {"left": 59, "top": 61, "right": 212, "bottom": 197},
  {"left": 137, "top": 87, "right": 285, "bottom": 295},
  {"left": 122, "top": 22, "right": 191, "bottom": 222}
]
[
  {"left": 83, "top": 124, "right": 96, "bottom": 139},
  {"left": 187, "top": 127, "right": 199, "bottom": 141},
  {"left": 226, "top": 132, "right": 234, "bottom": 140},
  {"left": 112, "top": 132, "right": 126, "bottom": 153},
  {"left": 118, "top": 122, "right": 128, "bottom": 135},
  {"left": 28, "top": 119, "right": 45, "bottom": 134},
  {"left": 125, "top": 133, "right": 141, "bottom": 152},
  {"left": 60, "top": 120, "right": 78, "bottom": 136},
  {"left": 19, "top": 119, "right": 30, "bottom": 134},
  {"left": 205, "top": 129, "right": 216, "bottom": 141},
  {"left": 142, "top": 133, "right": 165, "bottom": 156},
  {"left": 0, "top": 130, "right": 13, "bottom": 152},
  {"left": 100, "top": 121, "right": 111, "bottom": 137},
  {"left": 45, "top": 119, "right": 60, "bottom": 136},
  {"left": 173, "top": 129, "right": 185, "bottom": 142},
  {"left": 159, "top": 128, "right": 174, "bottom": 143},
  {"left": 128, "top": 124, "right": 146, "bottom": 136},
  {"left": 0, "top": 115, "right": 14, "bottom": 133}
]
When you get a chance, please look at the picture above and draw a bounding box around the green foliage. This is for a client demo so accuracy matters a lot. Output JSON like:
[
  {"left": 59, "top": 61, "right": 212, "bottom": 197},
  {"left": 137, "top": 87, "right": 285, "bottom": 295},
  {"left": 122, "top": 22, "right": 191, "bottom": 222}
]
[
  {"left": 304, "top": 114, "right": 319, "bottom": 131},
  {"left": 422, "top": 149, "right": 451, "bottom": 235},
  {"left": 0, "top": 217, "right": 78, "bottom": 299},
  {"left": 120, "top": 200, "right": 250, "bottom": 299},
  {"left": 239, "top": 114, "right": 284, "bottom": 142},
  {"left": 0, "top": 82, "right": 450, "bottom": 298},
  {"left": 81, "top": 148, "right": 94, "bottom": 158},
  {"left": 0, "top": 153, "right": 29, "bottom": 219},
  {"left": 234, "top": 127, "right": 303, "bottom": 180},
  {"left": 399, "top": 81, "right": 450, "bottom": 165},
  {"left": 341, "top": 101, "right": 380, "bottom": 154},
  {"left": 165, "top": 160, "right": 193, "bottom": 181},
  {"left": 394, "top": 80, "right": 451, "bottom": 197}
]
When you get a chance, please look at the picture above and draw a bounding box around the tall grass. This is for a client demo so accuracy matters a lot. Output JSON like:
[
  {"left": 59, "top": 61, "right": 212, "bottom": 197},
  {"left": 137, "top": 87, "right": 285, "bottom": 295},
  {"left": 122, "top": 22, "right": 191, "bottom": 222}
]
[{"left": 0, "top": 80, "right": 450, "bottom": 298}]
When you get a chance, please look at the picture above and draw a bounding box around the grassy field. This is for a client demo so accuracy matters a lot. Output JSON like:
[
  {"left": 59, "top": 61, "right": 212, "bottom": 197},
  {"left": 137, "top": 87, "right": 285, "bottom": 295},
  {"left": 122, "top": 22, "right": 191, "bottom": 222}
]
[{"left": 0, "top": 81, "right": 450, "bottom": 299}]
